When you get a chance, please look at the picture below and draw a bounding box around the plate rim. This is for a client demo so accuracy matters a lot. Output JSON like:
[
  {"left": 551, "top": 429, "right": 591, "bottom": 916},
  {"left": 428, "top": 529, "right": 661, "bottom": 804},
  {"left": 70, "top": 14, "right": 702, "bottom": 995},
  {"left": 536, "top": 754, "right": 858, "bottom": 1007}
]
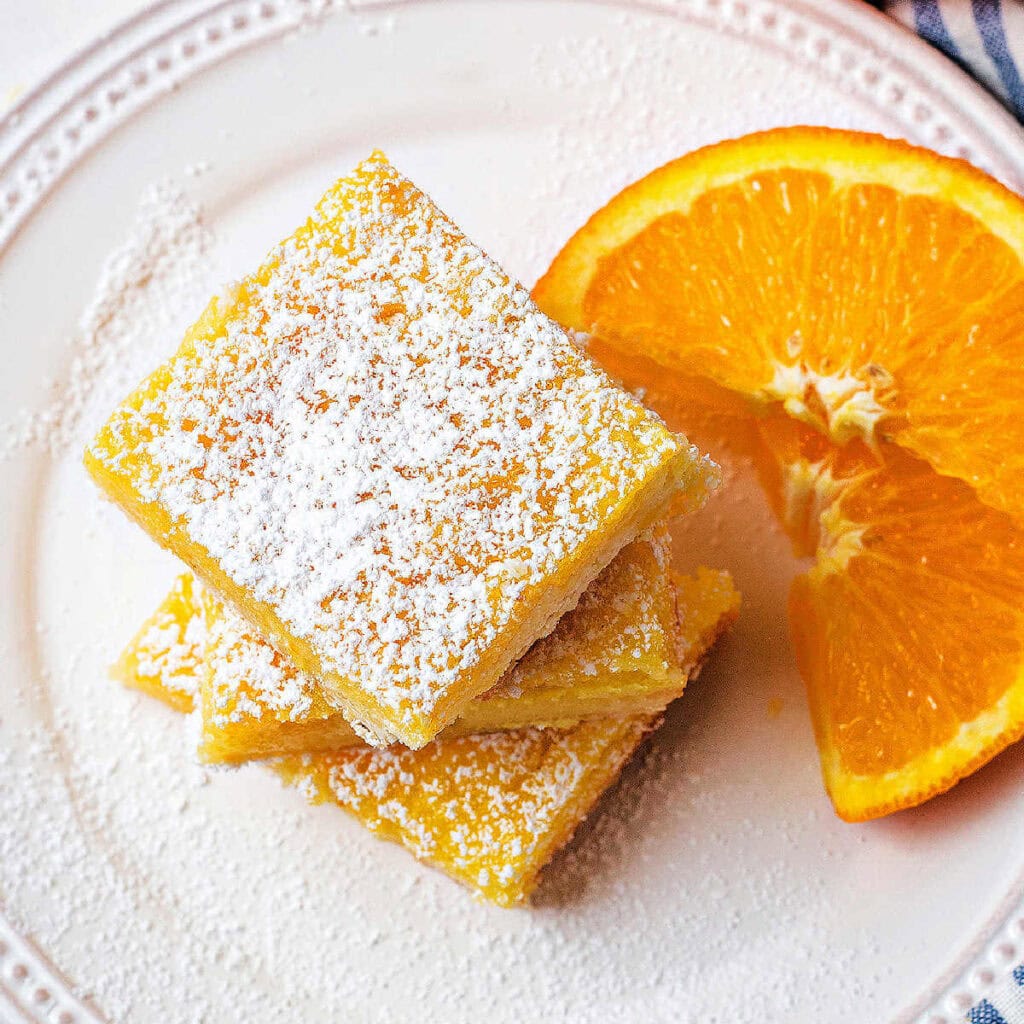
[
  {"left": 3, "top": 0, "right": 1024, "bottom": 254},
  {"left": 1, "top": 2, "right": 1023, "bottom": 1022}
]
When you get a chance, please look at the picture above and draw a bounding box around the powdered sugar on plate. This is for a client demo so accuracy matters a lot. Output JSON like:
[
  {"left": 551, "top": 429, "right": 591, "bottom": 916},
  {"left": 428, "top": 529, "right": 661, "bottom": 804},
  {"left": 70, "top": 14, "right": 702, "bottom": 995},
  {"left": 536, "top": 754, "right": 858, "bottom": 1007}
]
[{"left": 1, "top": 180, "right": 213, "bottom": 460}]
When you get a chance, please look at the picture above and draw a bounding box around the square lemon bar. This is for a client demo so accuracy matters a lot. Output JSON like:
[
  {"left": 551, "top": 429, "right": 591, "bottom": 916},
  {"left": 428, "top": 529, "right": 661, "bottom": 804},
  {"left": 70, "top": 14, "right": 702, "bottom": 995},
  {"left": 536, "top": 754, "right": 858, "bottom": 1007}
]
[
  {"left": 86, "top": 153, "right": 715, "bottom": 748},
  {"left": 120, "top": 565, "right": 738, "bottom": 905},
  {"left": 112, "top": 572, "right": 205, "bottom": 714},
  {"left": 198, "top": 531, "right": 685, "bottom": 761},
  {"left": 117, "top": 529, "right": 718, "bottom": 762}
]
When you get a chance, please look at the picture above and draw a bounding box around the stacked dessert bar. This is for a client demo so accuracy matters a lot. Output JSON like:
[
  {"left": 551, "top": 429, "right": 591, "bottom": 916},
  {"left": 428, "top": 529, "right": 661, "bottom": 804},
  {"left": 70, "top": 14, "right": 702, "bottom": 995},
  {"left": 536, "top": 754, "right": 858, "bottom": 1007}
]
[{"left": 87, "top": 154, "right": 737, "bottom": 906}]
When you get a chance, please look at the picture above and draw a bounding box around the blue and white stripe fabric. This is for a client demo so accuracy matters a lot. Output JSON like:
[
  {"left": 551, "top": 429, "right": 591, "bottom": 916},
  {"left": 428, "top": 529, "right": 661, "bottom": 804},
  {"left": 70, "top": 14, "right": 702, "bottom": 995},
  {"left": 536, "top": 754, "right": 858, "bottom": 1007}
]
[
  {"left": 966, "top": 966, "right": 1024, "bottom": 1023},
  {"left": 881, "top": 0, "right": 1024, "bottom": 120}
]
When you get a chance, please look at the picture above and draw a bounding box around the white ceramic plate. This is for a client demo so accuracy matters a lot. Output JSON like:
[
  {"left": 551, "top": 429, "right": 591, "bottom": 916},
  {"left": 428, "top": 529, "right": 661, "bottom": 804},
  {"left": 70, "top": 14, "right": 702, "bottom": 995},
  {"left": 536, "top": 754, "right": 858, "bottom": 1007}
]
[{"left": 2, "top": 2, "right": 1024, "bottom": 1022}]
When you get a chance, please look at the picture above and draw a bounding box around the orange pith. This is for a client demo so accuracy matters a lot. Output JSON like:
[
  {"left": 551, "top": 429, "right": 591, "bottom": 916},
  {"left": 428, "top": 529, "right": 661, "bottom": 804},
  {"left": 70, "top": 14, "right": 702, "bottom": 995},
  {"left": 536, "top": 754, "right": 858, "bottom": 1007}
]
[{"left": 534, "top": 127, "right": 1024, "bottom": 820}]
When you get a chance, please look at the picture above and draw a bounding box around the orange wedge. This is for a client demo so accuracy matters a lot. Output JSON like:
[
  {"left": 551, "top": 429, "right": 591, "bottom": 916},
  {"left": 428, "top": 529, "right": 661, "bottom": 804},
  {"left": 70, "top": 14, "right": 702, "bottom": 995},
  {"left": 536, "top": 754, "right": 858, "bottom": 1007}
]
[
  {"left": 756, "top": 414, "right": 1024, "bottom": 820},
  {"left": 536, "top": 127, "right": 1024, "bottom": 519},
  {"left": 534, "top": 127, "right": 1024, "bottom": 820}
]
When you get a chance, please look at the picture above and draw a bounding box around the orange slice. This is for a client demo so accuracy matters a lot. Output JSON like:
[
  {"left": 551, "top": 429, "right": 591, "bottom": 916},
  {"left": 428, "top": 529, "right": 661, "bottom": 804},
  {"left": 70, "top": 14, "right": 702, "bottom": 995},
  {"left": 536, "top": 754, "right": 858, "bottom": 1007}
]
[
  {"left": 534, "top": 127, "right": 1024, "bottom": 820},
  {"left": 535, "top": 127, "right": 1024, "bottom": 520}
]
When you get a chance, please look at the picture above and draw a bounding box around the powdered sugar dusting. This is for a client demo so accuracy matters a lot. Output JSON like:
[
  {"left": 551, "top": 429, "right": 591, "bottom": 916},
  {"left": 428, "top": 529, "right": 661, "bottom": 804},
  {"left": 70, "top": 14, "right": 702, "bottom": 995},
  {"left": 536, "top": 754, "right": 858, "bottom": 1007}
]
[
  {"left": 2, "top": 181, "right": 212, "bottom": 459},
  {"left": 500, "top": 528, "right": 678, "bottom": 697},
  {"left": 131, "top": 582, "right": 203, "bottom": 700},
  {"left": 282, "top": 716, "right": 654, "bottom": 907},
  {"left": 110, "top": 571, "right": 206, "bottom": 715},
  {"left": 88, "top": 155, "right": 706, "bottom": 740},
  {"left": 156, "top": 531, "right": 686, "bottom": 754},
  {"left": 134, "top": 614, "right": 203, "bottom": 693},
  {"left": 205, "top": 589, "right": 322, "bottom": 727}
]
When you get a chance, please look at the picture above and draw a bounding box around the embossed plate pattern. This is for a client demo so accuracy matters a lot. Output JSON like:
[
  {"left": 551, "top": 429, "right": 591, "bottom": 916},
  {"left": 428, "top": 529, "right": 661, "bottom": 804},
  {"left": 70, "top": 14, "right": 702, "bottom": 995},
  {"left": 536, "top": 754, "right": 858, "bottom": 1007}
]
[{"left": 1, "top": 3, "right": 1024, "bottom": 1022}]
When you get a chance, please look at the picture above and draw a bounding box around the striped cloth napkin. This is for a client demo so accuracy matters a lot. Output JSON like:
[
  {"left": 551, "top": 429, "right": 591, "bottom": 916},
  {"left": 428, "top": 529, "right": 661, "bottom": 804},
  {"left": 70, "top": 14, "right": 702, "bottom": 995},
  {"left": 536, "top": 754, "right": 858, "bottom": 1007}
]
[
  {"left": 877, "top": 0, "right": 1024, "bottom": 120},
  {"left": 871, "top": 4, "right": 1023, "bottom": 1022},
  {"left": 964, "top": 968, "right": 1024, "bottom": 1024}
]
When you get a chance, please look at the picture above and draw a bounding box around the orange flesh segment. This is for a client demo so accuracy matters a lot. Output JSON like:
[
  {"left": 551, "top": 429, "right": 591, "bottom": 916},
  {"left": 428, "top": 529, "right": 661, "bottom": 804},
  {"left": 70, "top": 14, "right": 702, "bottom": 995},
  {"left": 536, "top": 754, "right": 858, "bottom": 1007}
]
[{"left": 755, "top": 415, "right": 1024, "bottom": 819}]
